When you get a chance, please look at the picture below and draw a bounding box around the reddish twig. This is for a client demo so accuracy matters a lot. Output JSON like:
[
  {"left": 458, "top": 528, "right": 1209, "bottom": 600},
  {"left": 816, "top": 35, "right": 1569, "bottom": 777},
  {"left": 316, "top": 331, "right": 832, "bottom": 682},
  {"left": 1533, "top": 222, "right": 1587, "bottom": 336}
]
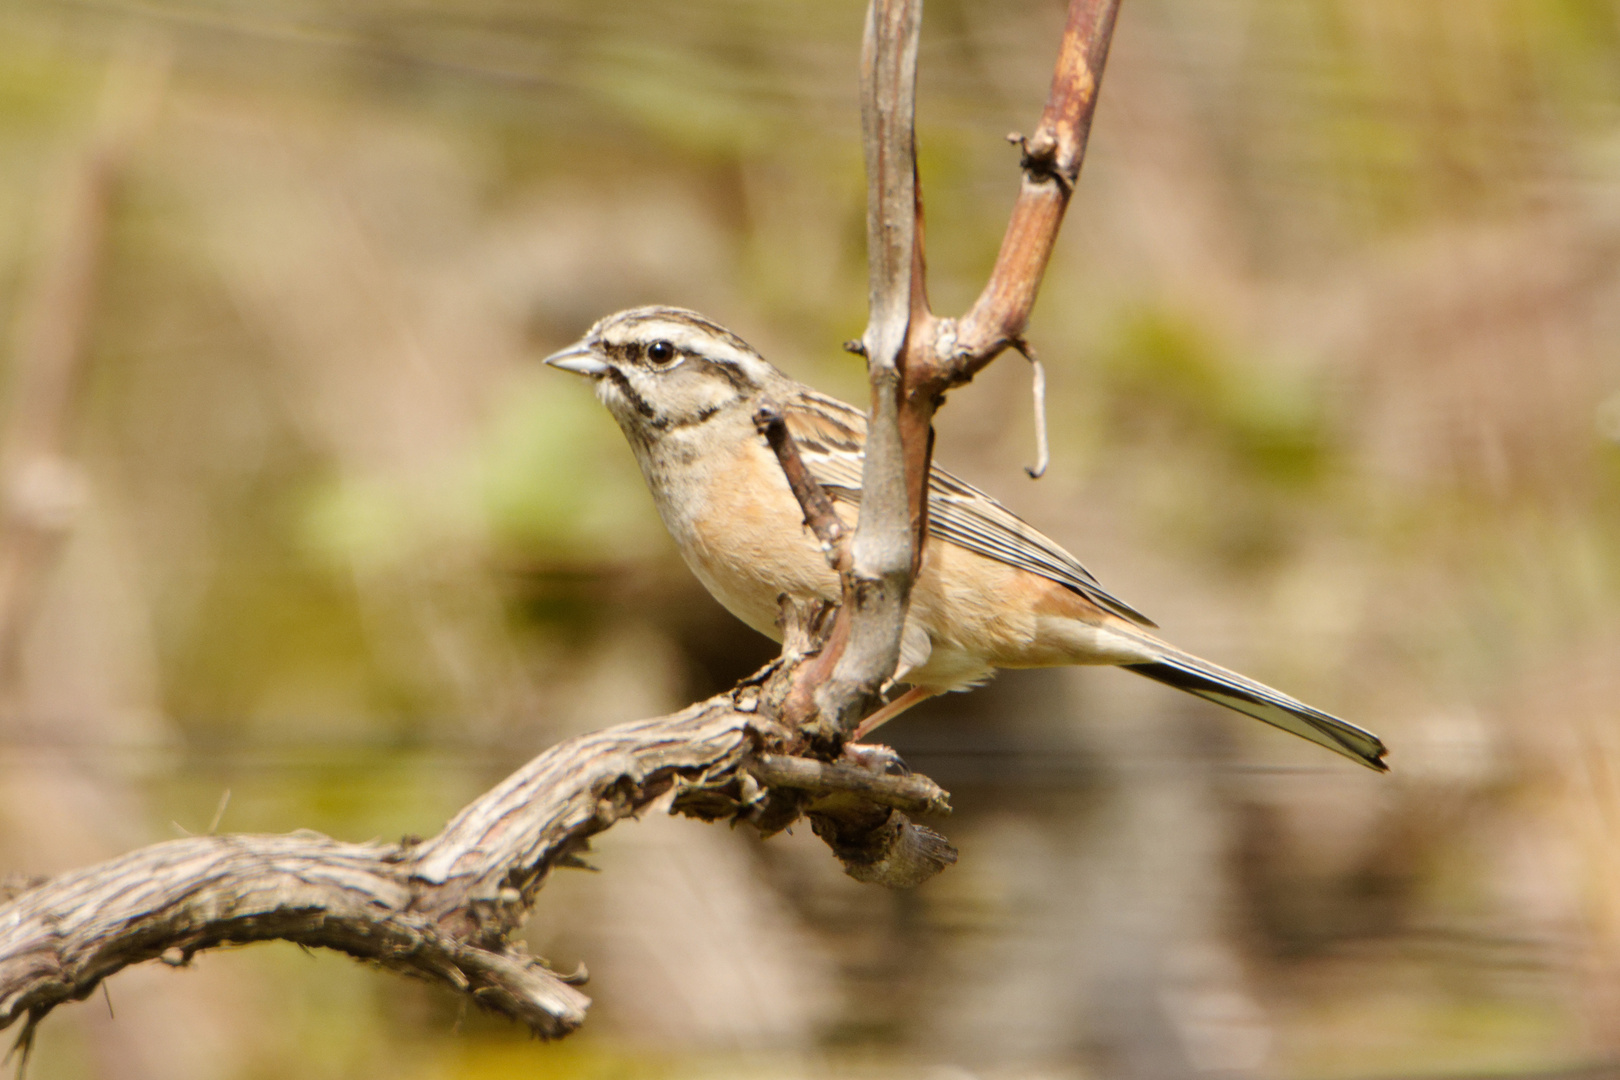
[
  {"left": 753, "top": 404, "right": 851, "bottom": 575},
  {"left": 946, "top": 0, "right": 1121, "bottom": 383}
]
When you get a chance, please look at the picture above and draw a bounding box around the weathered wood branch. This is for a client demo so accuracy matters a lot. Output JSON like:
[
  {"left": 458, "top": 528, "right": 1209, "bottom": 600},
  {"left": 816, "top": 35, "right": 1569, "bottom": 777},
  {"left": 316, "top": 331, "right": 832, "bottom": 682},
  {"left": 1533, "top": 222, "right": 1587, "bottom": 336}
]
[
  {"left": 800, "top": 0, "right": 928, "bottom": 739},
  {"left": 0, "top": 642, "right": 955, "bottom": 1044},
  {"left": 0, "top": 834, "right": 591, "bottom": 1044},
  {"left": 750, "top": 750, "right": 950, "bottom": 816}
]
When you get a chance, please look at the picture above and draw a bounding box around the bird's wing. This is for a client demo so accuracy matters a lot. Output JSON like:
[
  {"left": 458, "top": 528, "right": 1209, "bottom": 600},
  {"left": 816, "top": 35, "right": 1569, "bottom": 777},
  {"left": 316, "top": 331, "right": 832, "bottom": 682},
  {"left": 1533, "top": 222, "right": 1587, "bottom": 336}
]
[{"left": 779, "top": 392, "right": 1155, "bottom": 628}]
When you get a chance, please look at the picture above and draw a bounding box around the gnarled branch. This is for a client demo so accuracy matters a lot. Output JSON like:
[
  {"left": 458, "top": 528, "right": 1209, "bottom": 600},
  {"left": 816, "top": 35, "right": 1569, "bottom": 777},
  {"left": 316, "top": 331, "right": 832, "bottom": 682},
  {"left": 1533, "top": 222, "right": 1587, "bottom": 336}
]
[{"left": 0, "top": 643, "right": 955, "bottom": 1043}]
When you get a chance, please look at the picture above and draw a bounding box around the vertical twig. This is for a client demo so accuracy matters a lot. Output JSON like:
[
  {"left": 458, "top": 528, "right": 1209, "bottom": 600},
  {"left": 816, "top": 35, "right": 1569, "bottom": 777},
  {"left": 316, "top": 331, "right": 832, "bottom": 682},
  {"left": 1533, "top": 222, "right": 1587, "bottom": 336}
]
[
  {"left": 789, "top": 0, "right": 1121, "bottom": 740},
  {"left": 859, "top": 0, "right": 927, "bottom": 369},
  {"left": 800, "top": 0, "right": 930, "bottom": 738}
]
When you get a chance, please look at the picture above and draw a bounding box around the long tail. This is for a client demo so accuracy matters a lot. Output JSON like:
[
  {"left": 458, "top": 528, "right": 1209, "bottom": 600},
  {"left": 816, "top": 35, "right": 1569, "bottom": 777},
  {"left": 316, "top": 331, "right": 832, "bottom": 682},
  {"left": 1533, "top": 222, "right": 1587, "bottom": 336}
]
[{"left": 1124, "top": 650, "right": 1387, "bottom": 771}]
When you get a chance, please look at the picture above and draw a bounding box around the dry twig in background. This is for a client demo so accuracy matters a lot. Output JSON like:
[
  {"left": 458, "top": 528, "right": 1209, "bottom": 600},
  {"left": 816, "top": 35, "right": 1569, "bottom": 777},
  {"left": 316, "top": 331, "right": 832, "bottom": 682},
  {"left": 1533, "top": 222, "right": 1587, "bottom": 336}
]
[{"left": 0, "top": 53, "right": 168, "bottom": 685}]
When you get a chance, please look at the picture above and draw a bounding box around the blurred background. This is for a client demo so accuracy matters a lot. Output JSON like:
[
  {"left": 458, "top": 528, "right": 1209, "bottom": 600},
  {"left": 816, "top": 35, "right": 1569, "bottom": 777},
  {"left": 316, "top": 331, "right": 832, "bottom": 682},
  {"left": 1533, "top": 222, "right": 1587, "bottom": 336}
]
[{"left": 2, "top": 0, "right": 1619, "bottom": 1077}]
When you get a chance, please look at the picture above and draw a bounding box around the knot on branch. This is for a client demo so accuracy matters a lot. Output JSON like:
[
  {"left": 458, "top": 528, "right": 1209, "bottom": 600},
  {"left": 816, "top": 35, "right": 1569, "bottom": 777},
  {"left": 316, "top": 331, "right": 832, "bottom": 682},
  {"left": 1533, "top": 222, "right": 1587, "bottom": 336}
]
[
  {"left": 1006, "top": 130, "right": 1075, "bottom": 194},
  {"left": 810, "top": 804, "right": 958, "bottom": 888}
]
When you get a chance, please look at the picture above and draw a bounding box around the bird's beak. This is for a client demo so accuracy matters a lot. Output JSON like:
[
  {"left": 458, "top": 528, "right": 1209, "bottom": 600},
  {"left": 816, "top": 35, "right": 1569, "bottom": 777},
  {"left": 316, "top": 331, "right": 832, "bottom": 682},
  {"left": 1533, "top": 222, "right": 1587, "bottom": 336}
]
[{"left": 543, "top": 341, "right": 610, "bottom": 377}]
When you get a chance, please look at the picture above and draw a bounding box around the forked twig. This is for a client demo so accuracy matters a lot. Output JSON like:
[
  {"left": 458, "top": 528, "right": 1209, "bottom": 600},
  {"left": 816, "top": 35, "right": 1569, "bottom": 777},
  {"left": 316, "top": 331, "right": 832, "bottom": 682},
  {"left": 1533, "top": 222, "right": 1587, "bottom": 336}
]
[{"left": 778, "top": 0, "right": 1121, "bottom": 737}]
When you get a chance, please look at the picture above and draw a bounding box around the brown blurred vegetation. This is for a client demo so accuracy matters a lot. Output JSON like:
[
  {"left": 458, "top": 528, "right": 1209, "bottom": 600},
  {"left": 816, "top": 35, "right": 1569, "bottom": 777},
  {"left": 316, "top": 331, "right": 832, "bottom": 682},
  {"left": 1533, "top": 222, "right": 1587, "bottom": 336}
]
[{"left": 2, "top": 1, "right": 1620, "bottom": 1077}]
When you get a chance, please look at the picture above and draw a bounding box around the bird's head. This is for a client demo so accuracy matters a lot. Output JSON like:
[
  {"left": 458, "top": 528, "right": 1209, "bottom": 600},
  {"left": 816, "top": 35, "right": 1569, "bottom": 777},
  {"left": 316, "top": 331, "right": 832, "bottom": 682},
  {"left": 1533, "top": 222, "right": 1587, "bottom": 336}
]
[{"left": 544, "top": 307, "right": 781, "bottom": 441}]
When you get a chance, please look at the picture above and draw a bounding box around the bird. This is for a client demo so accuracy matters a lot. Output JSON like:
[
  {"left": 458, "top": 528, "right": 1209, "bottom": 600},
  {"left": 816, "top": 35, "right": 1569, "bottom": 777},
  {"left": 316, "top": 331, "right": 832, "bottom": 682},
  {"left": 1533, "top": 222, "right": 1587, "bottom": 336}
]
[{"left": 544, "top": 306, "right": 1387, "bottom": 771}]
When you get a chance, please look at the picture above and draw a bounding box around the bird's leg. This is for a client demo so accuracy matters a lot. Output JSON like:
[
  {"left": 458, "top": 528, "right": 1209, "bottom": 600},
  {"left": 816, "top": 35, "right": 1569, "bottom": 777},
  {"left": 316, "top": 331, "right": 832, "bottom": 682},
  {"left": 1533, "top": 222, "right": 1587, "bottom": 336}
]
[{"left": 851, "top": 685, "right": 941, "bottom": 741}]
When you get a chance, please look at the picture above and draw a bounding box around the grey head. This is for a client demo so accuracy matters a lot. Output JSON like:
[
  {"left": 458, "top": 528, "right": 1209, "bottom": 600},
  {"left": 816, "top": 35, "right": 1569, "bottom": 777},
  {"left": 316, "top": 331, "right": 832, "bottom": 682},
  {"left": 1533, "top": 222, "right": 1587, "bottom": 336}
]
[{"left": 544, "top": 306, "right": 784, "bottom": 441}]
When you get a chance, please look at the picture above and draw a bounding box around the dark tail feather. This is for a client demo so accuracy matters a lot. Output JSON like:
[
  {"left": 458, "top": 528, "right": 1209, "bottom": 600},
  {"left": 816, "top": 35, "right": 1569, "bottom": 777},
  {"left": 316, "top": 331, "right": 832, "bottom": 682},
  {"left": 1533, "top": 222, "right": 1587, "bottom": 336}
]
[{"left": 1124, "top": 653, "right": 1388, "bottom": 771}]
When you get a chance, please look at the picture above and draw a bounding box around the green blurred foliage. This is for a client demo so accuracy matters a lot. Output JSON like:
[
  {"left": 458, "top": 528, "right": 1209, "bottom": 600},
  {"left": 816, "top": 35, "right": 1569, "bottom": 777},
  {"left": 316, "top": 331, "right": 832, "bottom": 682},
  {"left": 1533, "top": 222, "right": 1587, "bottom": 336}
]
[{"left": 1109, "top": 308, "right": 1332, "bottom": 488}]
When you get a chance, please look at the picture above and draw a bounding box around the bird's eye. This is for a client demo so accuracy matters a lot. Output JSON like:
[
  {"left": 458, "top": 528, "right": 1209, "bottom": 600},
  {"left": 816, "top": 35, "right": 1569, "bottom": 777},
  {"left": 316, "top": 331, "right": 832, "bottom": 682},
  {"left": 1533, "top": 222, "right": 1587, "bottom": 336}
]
[{"left": 646, "top": 340, "right": 676, "bottom": 366}]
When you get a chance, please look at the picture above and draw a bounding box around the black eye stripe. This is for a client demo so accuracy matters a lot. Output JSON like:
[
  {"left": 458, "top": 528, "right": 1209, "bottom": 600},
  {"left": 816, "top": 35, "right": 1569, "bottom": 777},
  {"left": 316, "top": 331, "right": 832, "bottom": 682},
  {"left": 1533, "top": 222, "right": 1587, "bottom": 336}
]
[
  {"left": 606, "top": 339, "right": 689, "bottom": 368},
  {"left": 602, "top": 365, "right": 658, "bottom": 420},
  {"left": 600, "top": 334, "right": 758, "bottom": 393}
]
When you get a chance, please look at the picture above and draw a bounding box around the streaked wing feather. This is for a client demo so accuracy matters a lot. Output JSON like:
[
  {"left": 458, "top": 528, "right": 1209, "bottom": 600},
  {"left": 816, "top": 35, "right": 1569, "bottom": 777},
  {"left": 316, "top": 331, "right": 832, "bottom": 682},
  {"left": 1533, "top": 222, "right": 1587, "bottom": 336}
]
[{"left": 779, "top": 393, "right": 1154, "bottom": 627}]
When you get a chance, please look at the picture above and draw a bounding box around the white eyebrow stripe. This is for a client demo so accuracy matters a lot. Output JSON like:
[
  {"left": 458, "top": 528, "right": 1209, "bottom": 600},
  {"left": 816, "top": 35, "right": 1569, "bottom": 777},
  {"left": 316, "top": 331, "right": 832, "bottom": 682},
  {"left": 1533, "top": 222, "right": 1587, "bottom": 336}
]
[{"left": 600, "top": 317, "right": 775, "bottom": 388}]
